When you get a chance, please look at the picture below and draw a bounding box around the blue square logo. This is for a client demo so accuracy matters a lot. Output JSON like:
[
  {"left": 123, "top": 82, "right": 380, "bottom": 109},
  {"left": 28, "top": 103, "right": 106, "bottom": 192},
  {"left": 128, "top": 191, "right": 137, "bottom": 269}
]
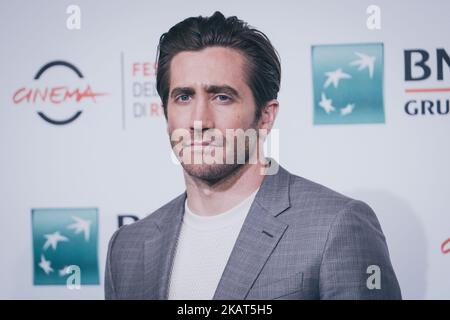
[
  {"left": 31, "top": 208, "right": 99, "bottom": 285},
  {"left": 311, "top": 43, "right": 385, "bottom": 125}
]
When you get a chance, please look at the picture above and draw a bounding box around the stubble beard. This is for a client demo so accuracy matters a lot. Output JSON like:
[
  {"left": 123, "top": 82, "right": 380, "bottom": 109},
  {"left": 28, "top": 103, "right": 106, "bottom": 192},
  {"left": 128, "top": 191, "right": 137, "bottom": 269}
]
[{"left": 171, "top": 121, "right": 260, "bottom": 185}]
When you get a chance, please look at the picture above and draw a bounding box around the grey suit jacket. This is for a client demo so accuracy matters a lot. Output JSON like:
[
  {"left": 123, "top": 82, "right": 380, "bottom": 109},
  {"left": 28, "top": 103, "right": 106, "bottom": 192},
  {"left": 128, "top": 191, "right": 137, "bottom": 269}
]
[{"left": 105, "top": 159, "right": 401, "bottom": 299}]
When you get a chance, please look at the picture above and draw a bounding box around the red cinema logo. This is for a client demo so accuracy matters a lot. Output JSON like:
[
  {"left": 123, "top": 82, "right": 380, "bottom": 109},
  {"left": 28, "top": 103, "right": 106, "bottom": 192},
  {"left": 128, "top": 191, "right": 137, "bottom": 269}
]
[
  {"left": 12, "top": 60, "right": 107, "bottom": 125},
  {"left": 441, "top": 238, "right": 450, "bottom": 254}
]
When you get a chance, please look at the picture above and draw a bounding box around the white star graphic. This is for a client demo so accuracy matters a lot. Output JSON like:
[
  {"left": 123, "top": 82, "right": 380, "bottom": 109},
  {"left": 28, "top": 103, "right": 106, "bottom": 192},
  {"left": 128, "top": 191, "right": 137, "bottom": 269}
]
[
  {"left": 324, "top": 68, "right": 351, "bottom": 88},
  {"left": 350, "top": 52, "right": 376, "bottom": 78},
  {"left": 59, "top": 266, "right": 70, "bottom": 277},
  {"left": 43, "top": 231, "right": 69, "bottom": 250},
  {"left": 67, "top": 216, "right": 91, "bottom": 241},
  {"left": 38, "top": 254, "right": 54, "bottom": 275},
  {"left": 319, "top": 92, "right": 335, "bottom": 114},
  {"left": 340, "top": 103, "right": 355, "bottom": 116}
]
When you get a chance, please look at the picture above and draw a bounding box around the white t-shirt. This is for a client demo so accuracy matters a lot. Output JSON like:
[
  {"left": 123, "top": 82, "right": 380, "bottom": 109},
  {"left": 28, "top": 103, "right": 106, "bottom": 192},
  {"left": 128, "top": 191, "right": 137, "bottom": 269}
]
[{"left": 167, "top": 188, "right": 260, "bottom": 300}]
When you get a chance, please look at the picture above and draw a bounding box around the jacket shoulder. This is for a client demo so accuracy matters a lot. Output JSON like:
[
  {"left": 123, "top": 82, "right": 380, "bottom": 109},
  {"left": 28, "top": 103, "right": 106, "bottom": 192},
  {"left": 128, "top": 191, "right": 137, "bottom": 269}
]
[
  {"left": 288, "top": 172, "right": 355, "bottom": 215},
  {"left": 111, "top": 192, "right": 185, "bottom": 244},
  {"left": 284, "top": 172, "right": 382, "bottom": 233}
]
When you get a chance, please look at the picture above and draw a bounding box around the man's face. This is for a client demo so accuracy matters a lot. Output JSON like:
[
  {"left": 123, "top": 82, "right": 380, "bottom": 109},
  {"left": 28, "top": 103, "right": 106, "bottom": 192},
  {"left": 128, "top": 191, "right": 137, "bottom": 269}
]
[{"left": 166, "top": 46, "right": 260, "bottom": 182}]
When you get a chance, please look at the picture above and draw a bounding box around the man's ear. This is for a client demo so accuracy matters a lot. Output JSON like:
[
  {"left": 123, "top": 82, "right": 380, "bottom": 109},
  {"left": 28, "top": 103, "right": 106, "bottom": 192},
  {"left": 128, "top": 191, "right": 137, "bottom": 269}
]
[{"left": 258, "top": 99, "right": 279, "bottom": 132}]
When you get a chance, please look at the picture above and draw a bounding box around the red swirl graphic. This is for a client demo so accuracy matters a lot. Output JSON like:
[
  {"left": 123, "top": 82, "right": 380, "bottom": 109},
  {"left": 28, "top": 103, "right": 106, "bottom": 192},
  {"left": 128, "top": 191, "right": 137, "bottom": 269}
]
[{"left": 441, "top": 238, "right": 450, "bottom": 254}]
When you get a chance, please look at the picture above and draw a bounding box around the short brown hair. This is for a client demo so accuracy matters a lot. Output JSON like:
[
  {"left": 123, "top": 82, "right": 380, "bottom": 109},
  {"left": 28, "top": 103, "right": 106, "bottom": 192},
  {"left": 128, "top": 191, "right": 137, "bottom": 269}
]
[{"left": 156, "top": 11, "right": 281, "bottom": 121}]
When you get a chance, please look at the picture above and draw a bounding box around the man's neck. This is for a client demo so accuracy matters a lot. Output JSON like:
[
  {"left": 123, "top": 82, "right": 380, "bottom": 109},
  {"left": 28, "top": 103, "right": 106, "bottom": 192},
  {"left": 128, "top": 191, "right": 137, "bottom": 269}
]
[{"left": 183, "top": 158, "right": 267, "bottom": 217}]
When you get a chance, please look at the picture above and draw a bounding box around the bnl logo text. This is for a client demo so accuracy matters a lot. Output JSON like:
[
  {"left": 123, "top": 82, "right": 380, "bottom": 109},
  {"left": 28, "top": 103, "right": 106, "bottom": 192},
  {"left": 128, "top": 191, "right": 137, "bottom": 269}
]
[{"left": 404, "top": 49, "right": 450, "bottom": 116}]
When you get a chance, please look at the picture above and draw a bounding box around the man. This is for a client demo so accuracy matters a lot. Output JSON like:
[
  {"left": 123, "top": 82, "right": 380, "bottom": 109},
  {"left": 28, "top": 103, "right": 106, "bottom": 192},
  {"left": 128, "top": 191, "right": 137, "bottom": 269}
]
[{"left": 105, "top": 11, "right": 401, "bottom": 300}]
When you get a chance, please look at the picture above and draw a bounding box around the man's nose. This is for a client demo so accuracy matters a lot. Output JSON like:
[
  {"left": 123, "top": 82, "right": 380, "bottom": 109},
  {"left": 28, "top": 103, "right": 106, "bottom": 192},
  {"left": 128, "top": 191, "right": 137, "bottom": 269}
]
[{"left": 190, "top": 96, "right": 214, "bottom": 132}]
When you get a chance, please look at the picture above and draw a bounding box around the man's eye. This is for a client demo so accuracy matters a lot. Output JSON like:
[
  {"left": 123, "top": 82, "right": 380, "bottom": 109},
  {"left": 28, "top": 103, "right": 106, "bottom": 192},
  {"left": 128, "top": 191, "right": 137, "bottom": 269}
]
[
  {"left": 177, "top": 95, "right": 190, "bottom": 102},
  {"left": 215, "top": 95, "right": 231, "bottom": 102}
]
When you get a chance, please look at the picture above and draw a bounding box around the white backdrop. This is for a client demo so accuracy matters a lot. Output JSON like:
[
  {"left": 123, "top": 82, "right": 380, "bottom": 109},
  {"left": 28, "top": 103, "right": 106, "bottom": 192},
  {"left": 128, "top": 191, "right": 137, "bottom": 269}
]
[{"left": 0, "top": 0, "right": 449, "bottom": 299}]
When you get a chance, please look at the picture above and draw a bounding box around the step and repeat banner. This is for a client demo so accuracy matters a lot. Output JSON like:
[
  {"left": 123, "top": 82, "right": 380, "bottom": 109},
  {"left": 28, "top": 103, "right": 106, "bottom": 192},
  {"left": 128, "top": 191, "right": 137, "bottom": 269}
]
[{"left": 0, "top": 0, "right": 449, "bottom": 299}]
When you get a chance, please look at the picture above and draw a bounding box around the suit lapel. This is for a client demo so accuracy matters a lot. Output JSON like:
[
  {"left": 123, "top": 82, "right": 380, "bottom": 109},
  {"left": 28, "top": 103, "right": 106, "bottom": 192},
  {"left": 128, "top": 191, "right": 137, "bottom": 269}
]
[
  {"left": 213, "top": 159, "right": 291, "bottom": 299},
  {"left": 143, "top": 192, "right": 186, "bottom": 299}
]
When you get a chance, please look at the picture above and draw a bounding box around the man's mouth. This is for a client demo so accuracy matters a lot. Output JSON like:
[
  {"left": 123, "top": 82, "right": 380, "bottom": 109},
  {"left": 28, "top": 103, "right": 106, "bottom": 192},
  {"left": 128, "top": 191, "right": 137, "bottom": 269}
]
[
  {"left": 183, "top": 139, "right": 222, "bottom": 147},
  {"left": 190, "top": 141, "right": 211, "bottom": 146}
]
